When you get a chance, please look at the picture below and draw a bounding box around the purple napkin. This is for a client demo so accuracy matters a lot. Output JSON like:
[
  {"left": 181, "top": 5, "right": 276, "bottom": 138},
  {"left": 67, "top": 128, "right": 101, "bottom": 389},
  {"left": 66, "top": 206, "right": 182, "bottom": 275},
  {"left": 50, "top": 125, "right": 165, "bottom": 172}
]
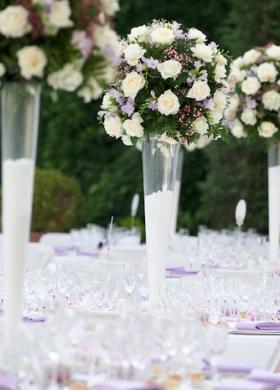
[
  {"left": 203, "top": 359, "right": 256, "bottom": 375},
  {"left": 95, "top": 380, "right": 161, "bottom": 390},
  {"left": 249, "top": 370, "right": 280, "bottom": 385},
  {"left": 23, "top": 315, "right": 46, "bottom": 323},
  {"left": 0, "top": 375, "right": 20, "bottom": 390},
  {"left": 166, "top": 267, "right": 199, "bottom": 276},
  {"left": 213, "top": 379, "right": 275, "bottom": 390},
  {"left": 55, "top": 245, "right": 76, "bottom": 255},
  {"left": 236, "top": 322, "right": 280, "bottom": 331}
]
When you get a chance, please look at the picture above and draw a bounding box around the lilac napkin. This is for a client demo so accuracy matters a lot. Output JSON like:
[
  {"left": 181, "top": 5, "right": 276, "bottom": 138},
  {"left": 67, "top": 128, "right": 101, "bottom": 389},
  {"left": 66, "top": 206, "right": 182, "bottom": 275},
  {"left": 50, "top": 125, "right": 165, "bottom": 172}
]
[
  {"left": 203, "top": 359, "right": 256, "bottom": 375},
  {"left": 0, "top": 375, "right": 20, "bottom": 390},
  {"left": 236, "top": 322, "right": 280, "bottom": 331},
  {"left": 249, "top": 370, "right": 280, "bottom": 385},
  {"left": 95, "top": 380, "right": 161, "bottom": 390},
  {"left": 213, "top": 379, "right": 275, "bottom": 390},
  {"left": 166, "top": 267, "right": 199, "bottom": 276},
  {"left": 55, "top": 245, "right": 76, "bottom": 255},
  {"left": 23, "top": 315, "right": 46, "bottom": 323}
]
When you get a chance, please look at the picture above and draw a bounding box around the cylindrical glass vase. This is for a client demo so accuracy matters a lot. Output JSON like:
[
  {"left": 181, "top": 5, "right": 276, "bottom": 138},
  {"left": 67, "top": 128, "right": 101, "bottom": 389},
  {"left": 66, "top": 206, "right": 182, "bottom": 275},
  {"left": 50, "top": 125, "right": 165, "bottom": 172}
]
[
  {"left": 268, "top": 141, "right": 280, "bottom": 264},
  {"left": 170, "top": 147, "right": 184, "bottom": 236},
  {"left": 1, "top": 82, "right": 41, "bottom": 351},
  {"left": 142, "top": 134, "right": 180, "bottom": 303}
]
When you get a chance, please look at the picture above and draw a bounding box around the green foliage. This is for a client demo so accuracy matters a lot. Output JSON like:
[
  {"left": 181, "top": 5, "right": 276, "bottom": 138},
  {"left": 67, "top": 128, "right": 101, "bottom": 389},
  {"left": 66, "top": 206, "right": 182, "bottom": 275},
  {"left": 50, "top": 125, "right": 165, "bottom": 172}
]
[{"left": 32, "top": 168, "right": 84, "bottom": 232}]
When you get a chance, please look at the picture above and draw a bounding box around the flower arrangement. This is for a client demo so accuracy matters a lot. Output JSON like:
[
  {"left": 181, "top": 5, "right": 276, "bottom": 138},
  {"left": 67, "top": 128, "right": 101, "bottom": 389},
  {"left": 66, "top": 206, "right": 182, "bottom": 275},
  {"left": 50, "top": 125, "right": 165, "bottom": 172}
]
[
  {"left": 0, "top": 0, "right": 120, "bottom": 102},
  {"left": 226, "top": 45, "right": 280, "bottom": 139},
  {"left": 99, "top": 20, "right": 229, "bottom": 146}
]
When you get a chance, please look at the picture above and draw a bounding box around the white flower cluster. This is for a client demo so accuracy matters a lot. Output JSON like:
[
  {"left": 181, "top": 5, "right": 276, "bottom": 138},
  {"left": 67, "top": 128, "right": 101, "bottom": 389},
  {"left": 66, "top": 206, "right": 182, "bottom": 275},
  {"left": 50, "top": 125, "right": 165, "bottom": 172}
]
[
  {"left": 227, "top": 45, "right": 280, "bottom": 139},
  {"left": 0, "top": 1, "right": 120, "bottom": 102},
  {"left": 100, "top": 21, "right": 228, "bottom": 146}
]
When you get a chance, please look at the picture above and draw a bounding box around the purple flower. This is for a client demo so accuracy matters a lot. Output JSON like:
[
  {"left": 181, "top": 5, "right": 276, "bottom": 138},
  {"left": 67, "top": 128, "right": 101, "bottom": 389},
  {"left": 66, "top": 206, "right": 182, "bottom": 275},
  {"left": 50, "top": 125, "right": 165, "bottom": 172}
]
[
  {"left": 245, "top": 96, "right": 257, "bottom": 109},
  {"left": 108, "top": 89, "right": 121, "bottom": 99},
  {"left": 71, "top": 31, "right": 93, "bottom": 59},
  {"left": 199, "top": 70, "right": 208, "bottom": 81},
  {"left": 172, "top": 21, "right": 185, "bottom": 39},
  {"left": 194, "top": 61, "right": 202, "bottom": 69},
  {"left": 186, "top": 75, "right": 196, "bottom": 85},
  {"left": 148, "top": 101, "right": 158, "bottom": 111},
  {"left": 141, "top": 57, "right": 159, "bottom": 69},
  {"left": 98, "top": 110, "right": 106, "bottom": 118},
  {"left": 103, "top": 45, "right": 121, "bottom": 65},
  {"left": 209, "top": 42, "right": 218, "bottom": 50},
  {"left": 44, "top": 0, "right": 54, "bottom": 13},
  {"left": 202, "top": 98, "right": 215, "bottom": 110},
  {"left": 121, "top": 98, "right": 135, "bottom": 117}
]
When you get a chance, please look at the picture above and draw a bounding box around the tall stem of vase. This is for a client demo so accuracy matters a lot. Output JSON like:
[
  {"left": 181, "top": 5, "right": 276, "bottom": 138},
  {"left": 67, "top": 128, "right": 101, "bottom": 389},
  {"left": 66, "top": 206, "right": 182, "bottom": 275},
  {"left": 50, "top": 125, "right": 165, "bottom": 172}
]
[
  {"left": 142, "top": 134, "right": 179, "bottom": 303},
  {"left": 170, "top": 147, "right": 184, "bottom": 236},
  {"left": 268, "top": 142, "right": 280, "bottom": 264},
  {"left": 1, "top": 82, "right": 41, "bottom": 351}
]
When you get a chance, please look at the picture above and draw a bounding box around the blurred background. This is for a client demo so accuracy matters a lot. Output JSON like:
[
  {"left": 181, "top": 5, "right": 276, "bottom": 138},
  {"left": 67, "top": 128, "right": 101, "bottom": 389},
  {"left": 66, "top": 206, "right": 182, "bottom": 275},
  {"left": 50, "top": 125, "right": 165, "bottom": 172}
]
[{"left": 33, "top": 0, "right": 280, "bottom": 235}]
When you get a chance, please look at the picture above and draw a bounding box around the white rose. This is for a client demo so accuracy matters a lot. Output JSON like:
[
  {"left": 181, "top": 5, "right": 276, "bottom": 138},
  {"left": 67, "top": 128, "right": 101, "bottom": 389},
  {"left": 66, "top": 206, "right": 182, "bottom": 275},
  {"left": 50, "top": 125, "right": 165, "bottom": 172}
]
[
  {"left": 187, "top": 28, "right": 206, "bottom": 43},
  {"left": 187, "top": 80, "right": 211, "bottom": 101},
  {"left": 266, "top": 45, "right": 280, "bottom": 60},
  {"left": 231, "top": 57, "right": 243, "bottom": 69},
  {"left": 150, "top": 26, "right": 175, "bottom": 45},
  {"left": 0, "top": 6, "right": 31, "bottom": 38},
  {"left": 102, "top": 93, "right": 118, "bottom": 112},
  {"left": 242, "top": 49, "right": 261, "bottom": 65},
  {"left": 17, "top": 46, "right": 47, "bottom": 80},
  {"left": 257, "top": 63, "right": 277, "bottom": 83},
  {"left": 121, "top": 71, "right": 145, "bottom": 99},
  {"left": 241, "top": 77, "right": 261, "bottom": 95},
  {"left": 157, "top": 90, "right": 180, "bottom": 115},
  {"left": 185, "top": 142, "right": 197, "bottom": 152},
  {"left": 216, "top": 54, "right": 227, "bottom": 66},
  {"left": 78, "top": 79, "right": 103, "bottom": 102},
  {"left": 262, "top": 90, "right": 280, "bottom": 111},
  {"left": 231, "top": 120, "right": 246, "bottom": 139},
  {"left": 124, "top": 44, "right": 146, "bottom": 66},
  {"left": 104, "top": 115, "right": 122, "bottom": 138},
  {"left": 196, "top": 136, "right": 212, "bottom": 149},
  {"left": 94, "top": 25, "right": 121, "bottom": 55},
  {"left": 241, "top": 108, "right": 257, "bottom": 125},
  {"left": 132, "top": 112, "right": 144, "bottom": 123},
  {"left": 47, "top": 63, "right": 83, "bottom": 92},
  {"left": 210, "top": 109, "right": 223, "bottom": 124},
  {"left": 122, "top": 135, "right": 133, "bottom": 146},
  {"left": 191, "top": 44, "right": 213, "bottom": 63},
  {"left": 258, "top": 121, "right": 278, "bottom": 138},
  {"left": 229, "top": 68, "right": 246, "bottom": 83},
  {"left": 192, "top": 116, "right": 209, "bottom": 135},
  {"left": 123, "top": 118, "right": 144, "bottom": 138},
  {"left": 214, "top": 64, "right": 226, "bottom": 83},
  {"left": 157, "top": 60, "right": 182, "bottom": 80},
  {"left": 214, "top": 90, "right": 227, "bottom": 112},
  {"left": 101, "top": 0, "right": 119, "bottom": 16},
  {"left": 0, "top": 63, "right": 6, "bottom": 78},
  {"left": 160, "top": 132, "right": 178, "bottom": 145},
  {"left": 128, "top": 25, "right": 148, "bottom": 42},
  {"left": 49, "top": 1, "right": 72, "bottom": 28},
  {"left": 224, "top": 94, "right": 240, "bottom": 121}
]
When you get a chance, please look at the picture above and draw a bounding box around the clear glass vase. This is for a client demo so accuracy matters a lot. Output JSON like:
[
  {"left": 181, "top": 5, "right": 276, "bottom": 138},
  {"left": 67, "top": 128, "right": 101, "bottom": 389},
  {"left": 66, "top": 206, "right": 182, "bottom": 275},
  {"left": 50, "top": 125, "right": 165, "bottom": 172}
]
[
  {"left": 142, "top": 134, "right": 180, "bottom": 303},
  {"left": 1, "top": 82, "right": 41, "bottom": 353},
  {"left": 170, "top": 147, "right": 184, "bottom": 236},
  {"left": 268, "top": 141, "right": 280, "bottom": 264}
]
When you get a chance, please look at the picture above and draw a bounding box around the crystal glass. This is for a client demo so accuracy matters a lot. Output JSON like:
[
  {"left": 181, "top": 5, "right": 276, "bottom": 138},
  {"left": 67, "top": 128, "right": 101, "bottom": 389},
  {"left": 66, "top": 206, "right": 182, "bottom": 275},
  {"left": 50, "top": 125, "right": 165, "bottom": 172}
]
[
  {"left": 142, "top": 134, "right": 180, "bottom": 303},
  {"left": 1, "top": 82, "right": 41, "bottom": 352},
  {"left": 170, "top": 147, "right": 184, "bottom": 236},
  {"left": 268, "top": 141, "right": 280, "bottom": 264}
]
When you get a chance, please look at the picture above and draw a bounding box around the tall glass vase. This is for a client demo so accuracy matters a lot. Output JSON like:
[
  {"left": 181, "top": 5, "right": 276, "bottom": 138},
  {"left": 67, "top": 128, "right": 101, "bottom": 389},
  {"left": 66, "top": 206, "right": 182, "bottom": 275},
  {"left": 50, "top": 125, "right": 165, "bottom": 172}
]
[
  {"left": 170, "top": 147, "right": 184, "bottom": 236},
  {"left": 1, "top": 82, "right": 41, "bottom": 352},
  {"left": 142, "top": 134, "right": 180, "bottom": 303},
  {"left": 268, "top": 141, "right": 280, "bottom": 264}
]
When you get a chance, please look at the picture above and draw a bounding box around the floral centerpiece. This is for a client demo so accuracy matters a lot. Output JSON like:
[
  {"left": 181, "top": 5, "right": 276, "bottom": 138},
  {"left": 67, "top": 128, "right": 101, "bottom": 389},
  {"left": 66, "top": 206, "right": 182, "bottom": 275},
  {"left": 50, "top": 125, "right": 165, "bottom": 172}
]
[
  {"left": 99, "top": 20, "right": 229, "bottom": 303},
  {"left": 226, "top": 44, "right": 280, "bottom": 265},
  {"left": 226, "top": 45, "right": 280, "bottom": 139},
  {"left": 0, "top": 0, "right": 121, "bottom": 101},
  {"left": 99, "top": 20, "right": 228, "bottom": 147}
]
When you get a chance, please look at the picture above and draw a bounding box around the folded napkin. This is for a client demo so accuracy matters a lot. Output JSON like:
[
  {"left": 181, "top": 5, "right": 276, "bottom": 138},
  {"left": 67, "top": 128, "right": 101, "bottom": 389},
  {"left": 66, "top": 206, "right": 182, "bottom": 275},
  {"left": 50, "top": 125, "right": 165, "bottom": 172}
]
[
  {"left": 213, "top": 379, "right": 275, "bottom": 390},
  {"left": 249, "top": 370, "right": 280, "bottom": 385},
  {"left": 235, "top": 322, "right": 280, "bottom": 331},
  {"left": 0, "top": 375, "right": 20, "bottom": 390},
  {"left": 166, "top": 267, "right": 199, "bottom": 276},
  {"left": 203, "top": 359, "right": 256, "bottom": 375},
  {"left": 23, "top": 315, "right": 46, "bottom": 323},
  {"left": 95, "top": 380, "right": 161, "bottom": 390}
]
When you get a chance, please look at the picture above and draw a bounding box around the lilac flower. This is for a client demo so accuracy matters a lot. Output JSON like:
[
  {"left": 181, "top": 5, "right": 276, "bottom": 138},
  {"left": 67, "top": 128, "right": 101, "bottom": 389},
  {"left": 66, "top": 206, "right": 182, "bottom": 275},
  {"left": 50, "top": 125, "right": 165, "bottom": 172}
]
[
  {"left": 248, "top": 65, "right": 258, "bottom": 76},
  {"left": 98, "top": 110, "right": 106, "bottom": 118},
  {"left": 71, "top": 31, "right": 93, "bottom": 59},
  {"left": 172, "top": 21, "right": 185, "bottom": 39},
  {"left": 121, "top": 98, "right": 135, "bottom": 117},
  {"left": 103, "top": 45, "right": 121, "bottom": 66},
  {"left": 194, "top": 61, "right": 202, "bottom": 69},
  {"left": 202, "top": 98, "right": 215, "bottom": 110},
  {"left": 44, "top": 0, "right": 54, "bottom": 13},
  {"left": 199, "top": 70, "right": 208, "bottom": 81},
  {"left": 186, "top": 75, "right": 196, "bottom": 85},
  {"left": 148, "top": 101, "right": 158, "bottom": 111},
  {"left": 245, "top": 96, "right": 257, "bottom": 109},
  {"left": 141, "top": 57, "right": 159, "bottom": 69},
  {"left": 209, "top": 42, "right": 218, "bottom": 50},
  {"left": 108, "top": 89, "right": 121, "bottom": 99}
]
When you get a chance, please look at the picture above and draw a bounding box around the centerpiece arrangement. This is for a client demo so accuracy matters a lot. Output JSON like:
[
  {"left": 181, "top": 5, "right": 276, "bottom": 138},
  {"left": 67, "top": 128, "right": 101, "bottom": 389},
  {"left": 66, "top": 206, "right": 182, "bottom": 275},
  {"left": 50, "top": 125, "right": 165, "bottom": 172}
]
[
  {"left": 0, "top": 0, "right": 120, "bottom": 354},
  {"left": 226, "top": 44, "right": 280, "bottom": 264},
  {"left": 99, "top": 20, "right": 228, "bottom": 302}
]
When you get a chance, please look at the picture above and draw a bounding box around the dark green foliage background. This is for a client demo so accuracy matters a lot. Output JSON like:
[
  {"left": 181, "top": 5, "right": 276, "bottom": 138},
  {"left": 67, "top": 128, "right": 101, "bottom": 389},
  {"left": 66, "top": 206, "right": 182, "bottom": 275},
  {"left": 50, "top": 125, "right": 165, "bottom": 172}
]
[{"left": 35, "top": 0, "right": 280, "bottom": 233}]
